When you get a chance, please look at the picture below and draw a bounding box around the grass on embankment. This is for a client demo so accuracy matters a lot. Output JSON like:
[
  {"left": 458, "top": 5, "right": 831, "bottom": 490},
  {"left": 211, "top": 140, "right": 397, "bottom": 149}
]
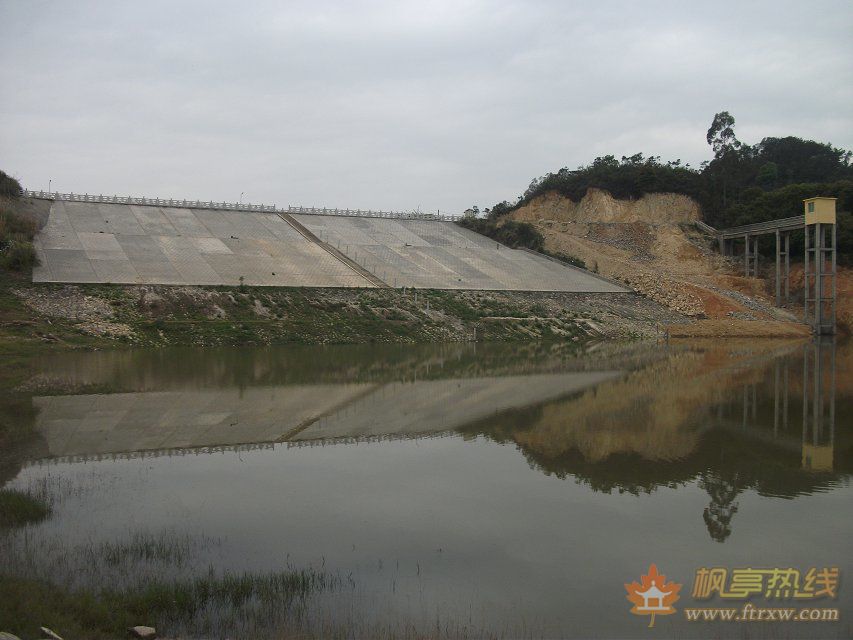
[
  {"left": 0, "top": 569, "right": 336, "bottom": 640},
  {"left": 2, "top": 277, "right": 608, "bottom": 352},
  {"left": 0, "top": 515, "right": 338, "bottom": 639}
]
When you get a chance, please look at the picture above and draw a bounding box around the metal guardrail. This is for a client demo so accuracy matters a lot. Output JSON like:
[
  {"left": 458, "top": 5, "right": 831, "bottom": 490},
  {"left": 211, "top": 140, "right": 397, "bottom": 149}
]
[
  {"left": 22, "top": 189, "right": 462, "bottom": 222},
  {"left": 718, "top": 215, "right": 805, "bottom": 238},
  {"left": 695, "top": 217, "right": 806, "bottom": 239},
  {"left": 694, "top": 220, "right": 718, "bottom": 235}
]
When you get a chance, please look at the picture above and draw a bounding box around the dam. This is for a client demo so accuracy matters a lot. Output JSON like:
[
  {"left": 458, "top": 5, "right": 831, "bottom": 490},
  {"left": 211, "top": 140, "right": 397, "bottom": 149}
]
[{"left": 28, "top": 194, "right": 627, "bottom": 292}]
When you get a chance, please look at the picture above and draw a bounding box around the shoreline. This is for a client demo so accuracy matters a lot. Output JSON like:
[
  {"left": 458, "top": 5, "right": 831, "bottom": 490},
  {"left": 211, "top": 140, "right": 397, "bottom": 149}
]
[{"left": 1, "top": 272, "right": 820, "bottom": 357}]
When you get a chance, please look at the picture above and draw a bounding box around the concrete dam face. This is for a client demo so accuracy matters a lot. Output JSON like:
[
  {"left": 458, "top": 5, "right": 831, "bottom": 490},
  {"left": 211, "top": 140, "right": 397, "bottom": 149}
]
[{"left": 32, "top": 200, "right": 627, "bottom": 292}]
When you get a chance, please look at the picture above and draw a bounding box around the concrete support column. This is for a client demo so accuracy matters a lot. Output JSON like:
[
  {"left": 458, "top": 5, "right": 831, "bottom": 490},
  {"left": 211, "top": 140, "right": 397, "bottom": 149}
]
[
  {"left": 775, "top": 229, "right": 781, "bottom": 306},
  {"left": 744, "top": 233, "right": 750, "bottom": 277},
  {"left": 814, "top": 223, "right": 823, "bottom": 331},
  {"left": 784, "top": 232, "right": 791, "bottom": 304},
  {"left": 752, "top": 236, "right": 759, "bottom": 277},
  {"left": 783, "top": 365, "right": 789, "bottom": 431},
  {"left": 831, "top": 223, "right": 837, "bottom": 333},
  {"left": 774, "top": 361, "right": 780, "bottom": 437},
  {"left": 802, "top": 343, "right": 809, "bottom": 445},
  {"left": 804, "top": 224, "right": 810, "bottom": 323},
  {"left": 813, "top": 340, "right": 822, "bottom": 445}
]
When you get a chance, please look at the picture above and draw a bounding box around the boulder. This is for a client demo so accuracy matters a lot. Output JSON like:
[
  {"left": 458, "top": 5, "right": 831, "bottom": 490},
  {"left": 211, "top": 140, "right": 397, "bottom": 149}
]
[{"left": 128, "top": 626, "right": 156, "bottom": 639}]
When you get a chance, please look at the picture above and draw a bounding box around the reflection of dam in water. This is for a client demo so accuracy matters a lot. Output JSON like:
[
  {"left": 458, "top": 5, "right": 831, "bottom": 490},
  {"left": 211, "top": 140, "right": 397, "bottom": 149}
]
[
  {"left": 15, "top": 339, "right": 851, "bottom": 551},
  {"left": 32, "top": 372, "right": 621, "bottom": 458},
  {"left": 26, "top": 340, "right": 846, "bottom": 477}
]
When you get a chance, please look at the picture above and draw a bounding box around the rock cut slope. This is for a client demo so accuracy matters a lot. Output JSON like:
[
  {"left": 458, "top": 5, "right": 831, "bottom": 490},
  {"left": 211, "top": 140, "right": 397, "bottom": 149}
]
[{"left": 506, "top": 189, "right": 811, "bottom": 337}]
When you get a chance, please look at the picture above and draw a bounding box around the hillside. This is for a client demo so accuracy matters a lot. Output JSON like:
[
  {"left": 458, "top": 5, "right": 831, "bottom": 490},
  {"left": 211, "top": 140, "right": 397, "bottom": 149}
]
[
  {"left": 504, "top": 188, "right": 846, "bottom": 337},
  {"left": 488, "top": 113, "right": 852, "bottom": 260}
]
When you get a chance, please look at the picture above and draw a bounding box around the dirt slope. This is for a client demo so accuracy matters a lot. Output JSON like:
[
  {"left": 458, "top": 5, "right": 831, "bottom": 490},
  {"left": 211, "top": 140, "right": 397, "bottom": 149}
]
[{"left": 506, "top": 189, "right": 816, "bottom": 337}]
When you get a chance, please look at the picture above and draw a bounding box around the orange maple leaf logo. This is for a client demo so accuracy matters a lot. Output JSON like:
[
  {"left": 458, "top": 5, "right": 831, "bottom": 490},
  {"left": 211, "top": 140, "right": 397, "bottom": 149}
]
[{"left": 625, "top": 564, "right": 682, "bottom": 628}]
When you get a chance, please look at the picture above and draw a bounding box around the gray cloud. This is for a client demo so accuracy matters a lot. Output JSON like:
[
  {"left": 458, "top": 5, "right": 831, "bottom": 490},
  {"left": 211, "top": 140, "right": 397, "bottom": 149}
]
[{"left": 1, "top": 0, "right": 851, "bottom": 213}]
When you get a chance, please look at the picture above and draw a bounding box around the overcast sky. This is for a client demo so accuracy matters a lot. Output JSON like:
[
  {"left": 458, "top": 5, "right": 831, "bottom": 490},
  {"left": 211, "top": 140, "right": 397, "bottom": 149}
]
[{"left": 1, "top": 1, "right": 851, "bottom": 213}]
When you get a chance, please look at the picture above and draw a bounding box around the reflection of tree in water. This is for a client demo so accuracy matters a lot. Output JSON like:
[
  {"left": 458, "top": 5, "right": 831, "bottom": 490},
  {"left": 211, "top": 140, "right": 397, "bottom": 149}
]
[
  {"left": 0, "top": 394, "right": 45, "bottom": 488},
  {"left": 461, "top": 406, "right": 844, "bottom": 543},
  {"left": 699, "top": 470, "right": 741, "bottom": 543}
]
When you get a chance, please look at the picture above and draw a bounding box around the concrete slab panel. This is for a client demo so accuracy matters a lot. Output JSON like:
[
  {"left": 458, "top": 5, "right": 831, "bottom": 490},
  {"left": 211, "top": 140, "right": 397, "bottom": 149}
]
[
  {"left": 222, "top": 238, "right": 269, "bottom": 257},
  {"left": 166, "top": 253, "right": 222, "bottom": 285},
  {"left": 130, "top": 259, "right": 184, "bottom": 284},
  {"left": 98, "top": 204, "right": 145, "bottom": 235},
  {"left": 130, "top": 206, "right": 179, "bottom": 236},
  {"left": 193, "top": 210, "right": 239, "bottom": 238},
  {"left": 191, "top": 237, "right": 233, "bottom": 255},
  {"left": 31, "top": 201, "right": 629, "bottom": 292},
  {"left": 39, "top": 227, "right": 84, "bottom": 250},
  {"left": 161, "top": 208, "right": 212, "bottom": 237},
  {"left": 90, "top": 259, "right": 140, "bottom": 283},
  {"left": 77, "top": 232, "right": 127, "bottom": 261},
  {"left": 228, "top": 213, "right": 277, "bottom": 240},
  {"left": 256, "top": 214, "right": 304, "bottom": 242},
  {"left": 65, "top": 201, "right": 109, "bottom": 233},
  {"left": 42, "top": 248, "right": 98, "bottom": 282},
  {"left": 115, "top": 234, "right": 166, "bottom": 260},
  {"left": 31, "top": 239, "right": 52, "bottom": 281}
]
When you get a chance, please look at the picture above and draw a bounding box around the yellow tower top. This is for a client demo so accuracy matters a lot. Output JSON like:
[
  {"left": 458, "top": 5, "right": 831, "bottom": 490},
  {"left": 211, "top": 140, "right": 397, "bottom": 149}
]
[{"left": 803, "top": 197, "right": 837, "bottom": 225}]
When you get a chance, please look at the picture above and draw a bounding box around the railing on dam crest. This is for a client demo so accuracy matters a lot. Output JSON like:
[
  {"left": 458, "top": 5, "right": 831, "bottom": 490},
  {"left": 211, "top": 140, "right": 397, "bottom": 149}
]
[{"left": 23, "top": 189, "right": 462, "bottom": 222}]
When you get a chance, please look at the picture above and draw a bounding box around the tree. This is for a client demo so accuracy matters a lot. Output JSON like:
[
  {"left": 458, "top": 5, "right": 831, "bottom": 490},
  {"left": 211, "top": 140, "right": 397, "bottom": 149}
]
[
  {"left": 706, "top": 111, "right": 741, "bottom": 157},
  {"left": 704, "top": 112, "right": 753, "bottom": 211},
  {"left": 756, "top": 162, "right": 779, "bottom": 190}
]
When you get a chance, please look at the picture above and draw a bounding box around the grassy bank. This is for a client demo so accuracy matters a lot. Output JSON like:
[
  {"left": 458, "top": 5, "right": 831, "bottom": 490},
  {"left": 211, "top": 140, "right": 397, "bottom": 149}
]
[{"left": 2, "top": 275, "right": 677, "bottom": 354}]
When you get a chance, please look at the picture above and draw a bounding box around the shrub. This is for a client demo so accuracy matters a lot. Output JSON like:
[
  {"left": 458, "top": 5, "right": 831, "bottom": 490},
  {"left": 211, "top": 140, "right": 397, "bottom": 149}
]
[
  {"left": 0, "top": 170, "right": 23, "bottom": 198},
  {"left": 544, "top": 250, "right": 586, "bottom": 270},
  {"left": 0, "top": 240, "right": 38, "bottom": 271},
  {"left": 0, "top": 207, "right": 39, "bottom": 271},
  {"left": 0, "top": 208, "right": 38, "bottom": 238},
  {"left": 456, "top": 218, "right": 544, "bottom": 251}
]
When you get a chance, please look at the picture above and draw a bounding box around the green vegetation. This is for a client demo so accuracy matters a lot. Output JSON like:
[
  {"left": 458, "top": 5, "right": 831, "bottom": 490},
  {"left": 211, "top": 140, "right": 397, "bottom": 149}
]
[
  {"left": 456, "top": 218, "right": 544, "bottom": 251},
  {"left": 512, "top": 152, "right": 701, "bottom": 205},
  {"left": 100, "top": 532, "right": 205, "bottom": 567},
  {"left": 0, "top": 568, "right": 335, "bottom": 640},
  {"left": 1, "top": 523, "right": 337, "bottom": 639},
  {"left": 542, "top": 250, "right": 586, "bottom": 270},
  {"left": 0, "top": 488, "right": 50, "bottom": 527},
  {"left": 0, "top": 179, "right": 39, "bottom": 271},
  {"left": 479, "top": 111, "right": 853, "bottom": 260},
  {"left": 455, "top": 218, "right": 587, "bottom": 269},
  {"left": 0, "top": 169, "right": 23, "bottom": 198},
  {"left": 2, "top": 276, "right": 618, "bottom": 353}
]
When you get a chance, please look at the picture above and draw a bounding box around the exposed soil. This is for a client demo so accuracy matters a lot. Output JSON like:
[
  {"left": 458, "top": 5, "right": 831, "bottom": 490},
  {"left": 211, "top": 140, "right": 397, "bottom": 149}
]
[{"left": 507, "top": 188, "right": 835, "bottom": 337}]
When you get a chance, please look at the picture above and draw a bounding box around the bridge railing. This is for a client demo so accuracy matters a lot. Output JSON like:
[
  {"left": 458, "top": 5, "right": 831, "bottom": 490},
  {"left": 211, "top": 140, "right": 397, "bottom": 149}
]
[
  {"left": 718, "top": 215, "right": 805, "bottom": 239},
  {"left": 22, "top": 189, "right": 461, "bottom": 221},
  {"left": 694, "top": 220, "right": 718, "bottom": 235}
]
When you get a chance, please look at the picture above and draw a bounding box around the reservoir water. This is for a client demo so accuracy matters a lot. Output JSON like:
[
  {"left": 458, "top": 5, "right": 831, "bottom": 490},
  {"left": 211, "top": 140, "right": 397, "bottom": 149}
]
[{"left": 1, "top": 339, "right": 850, "bottom": 638}]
